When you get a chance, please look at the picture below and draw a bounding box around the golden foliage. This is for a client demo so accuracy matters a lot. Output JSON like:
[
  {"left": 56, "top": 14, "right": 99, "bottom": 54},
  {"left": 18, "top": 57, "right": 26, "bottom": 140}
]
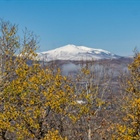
[{"left": 113, "top": 53, "right": 140, "bottom": 140}]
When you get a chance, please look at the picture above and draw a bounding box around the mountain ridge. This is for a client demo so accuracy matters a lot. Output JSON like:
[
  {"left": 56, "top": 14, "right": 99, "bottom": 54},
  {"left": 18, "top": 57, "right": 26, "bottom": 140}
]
[{"left": 37, "top": 44, "right": 121, "bottom": 61}]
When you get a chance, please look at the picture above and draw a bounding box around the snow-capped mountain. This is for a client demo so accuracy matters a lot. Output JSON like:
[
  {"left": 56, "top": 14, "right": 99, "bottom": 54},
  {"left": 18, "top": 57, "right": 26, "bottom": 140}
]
[{"left": 37, "top": 44, "right": 120, "bottom": 61}]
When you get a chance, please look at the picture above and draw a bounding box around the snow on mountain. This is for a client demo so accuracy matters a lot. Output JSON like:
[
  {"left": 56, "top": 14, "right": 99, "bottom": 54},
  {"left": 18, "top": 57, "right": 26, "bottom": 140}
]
[{"left": 37, "top": 44, "right": 120, "bottom": 61}]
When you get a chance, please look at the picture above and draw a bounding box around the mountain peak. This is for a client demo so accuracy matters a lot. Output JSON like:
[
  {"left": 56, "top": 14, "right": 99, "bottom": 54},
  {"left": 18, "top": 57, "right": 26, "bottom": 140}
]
[{"left": 38, "top": 44, "right": 120, "bottom": 61}]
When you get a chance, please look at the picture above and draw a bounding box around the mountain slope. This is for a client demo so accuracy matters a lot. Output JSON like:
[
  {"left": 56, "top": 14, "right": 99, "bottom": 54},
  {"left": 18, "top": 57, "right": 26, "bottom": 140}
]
[{"left": 38, "top": 44, "right": 120, "bottom": 61}]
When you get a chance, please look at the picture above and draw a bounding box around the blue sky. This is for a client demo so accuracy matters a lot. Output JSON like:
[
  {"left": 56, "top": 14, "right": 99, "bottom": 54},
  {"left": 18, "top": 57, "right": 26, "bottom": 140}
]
[{"left": 0, "top": 0, "right": 140, "bottom": 56}]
